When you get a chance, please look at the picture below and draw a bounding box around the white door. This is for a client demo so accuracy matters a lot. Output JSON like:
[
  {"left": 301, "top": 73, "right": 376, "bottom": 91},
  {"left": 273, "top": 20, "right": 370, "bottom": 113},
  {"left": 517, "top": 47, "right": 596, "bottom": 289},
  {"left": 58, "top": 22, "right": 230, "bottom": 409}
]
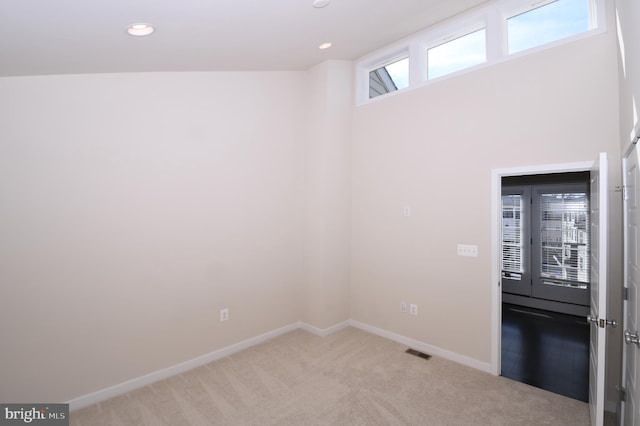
[
  {"left": 589, "top": 152, "right": 609, "bottom": 426},
  {"left": 622, "top": 144, "right": 640, "bottom": 426}
]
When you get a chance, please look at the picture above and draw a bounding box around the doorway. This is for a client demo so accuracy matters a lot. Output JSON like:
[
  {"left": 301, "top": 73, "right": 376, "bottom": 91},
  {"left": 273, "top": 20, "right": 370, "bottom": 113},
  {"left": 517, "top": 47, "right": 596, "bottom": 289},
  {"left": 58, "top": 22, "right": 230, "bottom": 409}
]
[
  {"left": 492, "top": 154, "right": 610, "bottom": 424},
  {"left": 500, "top": 172, "right": 591, "bottom": 401},
  {"left": 491, "top": 160, "right": 595, "bottom": 372}
]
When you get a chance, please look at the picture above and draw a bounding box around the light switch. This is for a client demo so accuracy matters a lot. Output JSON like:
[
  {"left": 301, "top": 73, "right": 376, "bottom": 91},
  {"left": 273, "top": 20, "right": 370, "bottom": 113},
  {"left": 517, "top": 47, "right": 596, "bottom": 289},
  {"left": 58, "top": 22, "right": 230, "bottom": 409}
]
[{"left": 457, "top": 244, "right": 478, "bottom": 257}]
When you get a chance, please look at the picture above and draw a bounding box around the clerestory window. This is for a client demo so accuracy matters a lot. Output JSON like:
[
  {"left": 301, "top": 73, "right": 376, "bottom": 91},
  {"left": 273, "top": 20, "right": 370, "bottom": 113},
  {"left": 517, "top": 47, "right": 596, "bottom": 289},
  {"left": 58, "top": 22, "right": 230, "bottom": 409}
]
[
  {"left": 507, "top": 0, "right": 592, "bottom": 54},
  {"left": 427, "top": 28, "right": 486, "bottom": 80},
  {"left": 368, "top": 57, "right": 409, "bottom": 99},
  {"left": 358, "top": 0, "right": 604, "bottom": 104}
]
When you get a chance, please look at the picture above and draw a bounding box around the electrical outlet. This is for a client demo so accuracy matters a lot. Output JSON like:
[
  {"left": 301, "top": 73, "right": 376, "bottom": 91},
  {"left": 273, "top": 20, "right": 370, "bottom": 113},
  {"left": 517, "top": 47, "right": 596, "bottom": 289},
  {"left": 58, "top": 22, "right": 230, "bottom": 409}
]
[
  {"left": 457, "top": 244, "right": 478, "bottom": 257},
  {"left": 220, "top": 308, "right": 229, "bottom": 322},
  {"left": 410, "top": 304, "right": 418, "bottom": 316},
  {"left": 400, "top": 301, "right": 408, "bottom": 313}
]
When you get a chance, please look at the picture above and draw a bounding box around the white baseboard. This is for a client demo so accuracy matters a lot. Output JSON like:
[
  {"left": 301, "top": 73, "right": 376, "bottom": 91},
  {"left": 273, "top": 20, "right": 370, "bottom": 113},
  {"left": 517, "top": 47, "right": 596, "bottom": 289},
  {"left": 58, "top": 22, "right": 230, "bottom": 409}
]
[
  {"left": 68, "top": 319, "right": 490, "bottom": 411},
  {"left": 299, "top": 320, "right": 350, "bottom": 337},
  {"left": 349, "top": 320, "right": 492, "bottom": 374},
  {"left": 67, "top": 322, "right": 299, "bottom": 411}
]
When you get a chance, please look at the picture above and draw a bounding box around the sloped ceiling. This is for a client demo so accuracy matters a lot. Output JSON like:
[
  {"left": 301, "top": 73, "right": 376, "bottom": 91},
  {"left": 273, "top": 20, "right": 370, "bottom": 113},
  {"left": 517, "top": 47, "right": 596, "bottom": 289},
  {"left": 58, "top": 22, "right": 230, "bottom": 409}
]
[{"left": 0, "top": 0, "right": 489, "bottom": 76}]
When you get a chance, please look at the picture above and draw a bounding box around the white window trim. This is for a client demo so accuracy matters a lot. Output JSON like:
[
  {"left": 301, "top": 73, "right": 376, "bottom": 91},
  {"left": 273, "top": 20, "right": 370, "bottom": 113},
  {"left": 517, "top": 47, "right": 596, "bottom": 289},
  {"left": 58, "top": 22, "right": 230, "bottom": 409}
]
[
  {"left": 361, "top": 49, "right": 411, "bottom": 100},
  {"left": 357, "top": 47, "right": 410, "bottom": 102},
  {"left": 355, "top": 0, "right": 607, "bottom": 105},
  {"left": 422, "top": 13, "right": 488, "bottom": 49}
]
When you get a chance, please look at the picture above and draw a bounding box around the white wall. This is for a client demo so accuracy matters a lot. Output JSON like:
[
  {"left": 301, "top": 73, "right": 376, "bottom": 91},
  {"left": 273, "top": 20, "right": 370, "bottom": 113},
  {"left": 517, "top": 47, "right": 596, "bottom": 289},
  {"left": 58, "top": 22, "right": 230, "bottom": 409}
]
[
  {"left": 0, "top": 71, "right": 307, "bottom": 402},
  {"left": 617, "top": 0, "right": 640, "bottom": 150},
  {"left": 302, "top": 61, "right": 352, "bottom": 329},
  {"left": 350, "top": 27, "right": 620, "bottom": 366}
]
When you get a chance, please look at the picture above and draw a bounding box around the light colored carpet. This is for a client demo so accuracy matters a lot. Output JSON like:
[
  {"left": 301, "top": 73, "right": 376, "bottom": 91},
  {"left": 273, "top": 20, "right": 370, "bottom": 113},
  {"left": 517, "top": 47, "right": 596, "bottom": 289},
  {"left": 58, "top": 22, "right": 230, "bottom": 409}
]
[{"left": 70, "top": 327, "right": 590, "bottom": 425}]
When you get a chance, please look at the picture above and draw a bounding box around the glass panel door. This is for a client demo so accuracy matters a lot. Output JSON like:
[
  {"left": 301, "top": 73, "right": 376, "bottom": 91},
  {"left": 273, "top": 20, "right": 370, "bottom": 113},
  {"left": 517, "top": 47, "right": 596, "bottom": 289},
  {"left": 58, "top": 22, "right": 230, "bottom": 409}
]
[{"left": 532, "top": 183, "right": 590, "bottom": 305}]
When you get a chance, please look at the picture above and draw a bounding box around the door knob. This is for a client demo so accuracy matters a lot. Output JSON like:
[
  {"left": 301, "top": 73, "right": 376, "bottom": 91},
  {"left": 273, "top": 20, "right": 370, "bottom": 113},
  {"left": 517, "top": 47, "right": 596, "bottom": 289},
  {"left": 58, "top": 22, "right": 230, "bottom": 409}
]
[
  {"left": 624, "top": 330, "right": 640, "bottom": 346},
  {"left": 587, "top": 314, "right": 599, "bottom": 325}
]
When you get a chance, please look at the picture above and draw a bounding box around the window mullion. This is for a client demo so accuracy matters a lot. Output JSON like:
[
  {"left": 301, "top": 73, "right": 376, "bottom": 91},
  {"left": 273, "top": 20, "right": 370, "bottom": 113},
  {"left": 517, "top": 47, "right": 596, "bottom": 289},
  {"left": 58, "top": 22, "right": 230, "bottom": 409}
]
[
  {"left": 408, "top": 42, "right": 422, "bottom": 86},
  {"left": 485, "top": 10, "right": 504, "bottom": 62}
]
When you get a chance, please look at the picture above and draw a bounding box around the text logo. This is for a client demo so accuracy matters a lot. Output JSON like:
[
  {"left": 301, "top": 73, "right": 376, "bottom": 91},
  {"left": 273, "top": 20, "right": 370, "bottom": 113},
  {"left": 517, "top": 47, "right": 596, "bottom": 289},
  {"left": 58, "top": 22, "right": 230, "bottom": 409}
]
[{"left": 0, "top": 404, "right": 68, "bottom": 425}]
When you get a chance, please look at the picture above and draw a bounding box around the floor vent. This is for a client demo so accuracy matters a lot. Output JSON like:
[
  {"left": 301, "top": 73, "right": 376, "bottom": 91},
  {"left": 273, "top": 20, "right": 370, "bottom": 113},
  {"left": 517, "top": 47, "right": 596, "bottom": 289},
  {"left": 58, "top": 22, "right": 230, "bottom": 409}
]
[{"left": 405, "top": 348, "right": 432, "bottom": 360}]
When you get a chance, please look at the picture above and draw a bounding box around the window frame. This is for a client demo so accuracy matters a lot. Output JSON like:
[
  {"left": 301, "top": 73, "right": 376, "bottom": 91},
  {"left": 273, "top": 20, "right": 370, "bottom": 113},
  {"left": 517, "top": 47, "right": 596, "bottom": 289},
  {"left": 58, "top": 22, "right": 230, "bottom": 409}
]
[
  {"left": 422, "top": 21, "right": 488, "bottom": 81},
  {"left": 355, "top": 0, "right": 606, "bottom": 105},
  {"left": 367, "top": 54, "right": 410, "bottom": 99},
  {"left": 503, "top": 0, "right": 595, "bottom": 55},
  {"left": 358, "top": 48, "right": 410, "bottom": 102}
]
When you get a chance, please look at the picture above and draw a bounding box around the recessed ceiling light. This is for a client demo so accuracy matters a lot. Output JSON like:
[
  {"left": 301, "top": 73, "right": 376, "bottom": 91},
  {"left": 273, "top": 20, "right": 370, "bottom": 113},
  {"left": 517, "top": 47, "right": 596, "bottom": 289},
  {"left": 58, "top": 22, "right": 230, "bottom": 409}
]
[
  {"left": 127, "top": 23, "right": 155, "bottom": 37},
  {"left": 319, "top": 42, "right": 332, "bottom": 50},
  {"left": 312, "top": 0, "right": 331, "bottom": 8}
]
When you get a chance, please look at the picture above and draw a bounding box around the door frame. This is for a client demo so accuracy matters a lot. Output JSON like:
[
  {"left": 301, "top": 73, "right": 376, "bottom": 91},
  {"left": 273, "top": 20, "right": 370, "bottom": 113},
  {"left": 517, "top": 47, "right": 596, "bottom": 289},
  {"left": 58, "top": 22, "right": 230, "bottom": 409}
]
[
  {"left": 491, "top": 160, "right": 594, "bottom": 375},
  {"left": 620, "top": 140, "right": 638, "bottom": 425}
]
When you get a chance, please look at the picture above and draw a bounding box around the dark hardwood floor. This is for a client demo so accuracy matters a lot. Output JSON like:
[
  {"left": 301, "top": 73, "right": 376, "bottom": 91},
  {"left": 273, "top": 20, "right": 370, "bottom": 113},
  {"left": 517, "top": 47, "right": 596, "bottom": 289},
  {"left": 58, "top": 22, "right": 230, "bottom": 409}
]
[{"left": 501, "top": 303, "right": 590, "bottom": 402}]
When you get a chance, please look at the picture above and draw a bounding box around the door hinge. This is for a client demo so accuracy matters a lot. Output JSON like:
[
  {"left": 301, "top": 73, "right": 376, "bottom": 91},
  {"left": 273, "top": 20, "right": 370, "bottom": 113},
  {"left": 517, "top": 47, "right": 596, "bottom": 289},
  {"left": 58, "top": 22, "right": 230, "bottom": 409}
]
[
  {"left": 619, "top": 386, "right": 627, "bottom": 402},
  {"left": 623, "top": 185, "right": 629, "bottom": 201},
  {"left": 599, "top": 318, "right": 618, "bottom": 329},
  {"left": 624, "top": 287, "right": 630, "bottom": 301}
]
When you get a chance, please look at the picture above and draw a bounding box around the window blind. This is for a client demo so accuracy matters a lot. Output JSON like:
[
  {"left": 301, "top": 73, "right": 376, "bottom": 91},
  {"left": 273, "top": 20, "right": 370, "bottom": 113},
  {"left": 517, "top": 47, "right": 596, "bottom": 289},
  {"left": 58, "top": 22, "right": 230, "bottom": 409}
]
[
  {"left": 502, "top": 194, "right": 524, "bottom": 273},
  {"left": 539, "top": 192, "right": 589, "bottom": 284}
]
